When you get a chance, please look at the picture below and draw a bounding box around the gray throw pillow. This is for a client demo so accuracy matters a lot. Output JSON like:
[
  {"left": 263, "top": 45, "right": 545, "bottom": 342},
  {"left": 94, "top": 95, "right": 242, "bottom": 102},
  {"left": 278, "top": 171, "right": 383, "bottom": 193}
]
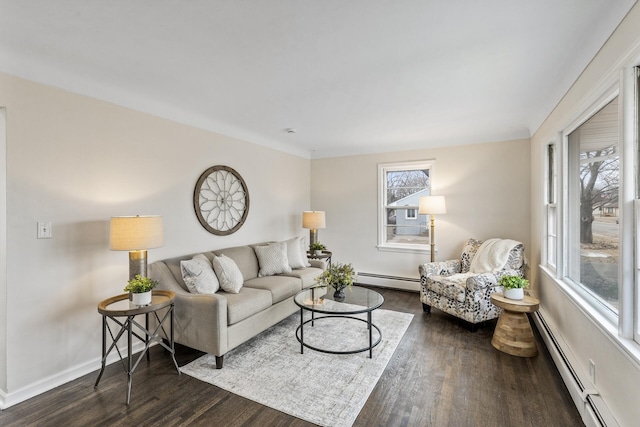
[
  {"left": 180, "top": 254, "right": 219, "bottom": 294},
  {"left": 284, "top": 236, "right": 308, "bottom": 269},
  {"left": 255, "top": 242, "right": 292, "bottom": 277},
  {"left": 212, "top": 254, "right": 244, "bottom": 293}
]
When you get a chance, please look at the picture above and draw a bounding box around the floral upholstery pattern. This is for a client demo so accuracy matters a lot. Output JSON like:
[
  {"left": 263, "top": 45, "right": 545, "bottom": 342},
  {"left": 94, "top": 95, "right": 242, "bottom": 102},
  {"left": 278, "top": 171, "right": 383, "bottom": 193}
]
[{"left": 419, "top": 238, "right": 526, "bottom": 326}]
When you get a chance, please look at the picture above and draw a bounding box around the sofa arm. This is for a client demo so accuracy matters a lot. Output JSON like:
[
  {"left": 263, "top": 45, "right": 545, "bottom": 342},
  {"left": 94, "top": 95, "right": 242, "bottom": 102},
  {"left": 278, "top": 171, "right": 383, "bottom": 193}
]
[
  {"left": 149, "top": 261, "right": 228, "bottom": 356},
  {"left": 309, "top": 259, "right": 328, "bottom": 270},
  {"left": 172, "top": 292, "right": 228, "bottom": 356},
  {"left": 419, "top": 259, "right": 462, "bottom": 279},
  {"left": 465, "top": 269, "right": 522, "bottom": 291}
]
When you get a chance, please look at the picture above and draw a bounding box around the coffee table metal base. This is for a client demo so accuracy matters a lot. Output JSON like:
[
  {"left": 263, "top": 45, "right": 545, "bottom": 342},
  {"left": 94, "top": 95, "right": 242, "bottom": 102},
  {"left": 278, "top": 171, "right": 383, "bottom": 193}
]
[{"left": 296, "top": 312, "right": 382, "bottom": 358}]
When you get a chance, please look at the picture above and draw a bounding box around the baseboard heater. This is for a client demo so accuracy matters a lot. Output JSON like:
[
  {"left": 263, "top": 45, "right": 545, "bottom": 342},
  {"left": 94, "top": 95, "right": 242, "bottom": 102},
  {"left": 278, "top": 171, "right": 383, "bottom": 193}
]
[
  {"left": 534, "top": 312, "right": 613, "bottom": 427},
  {"left": 356, "top": 272, "right": 420, "bottom": 292}
]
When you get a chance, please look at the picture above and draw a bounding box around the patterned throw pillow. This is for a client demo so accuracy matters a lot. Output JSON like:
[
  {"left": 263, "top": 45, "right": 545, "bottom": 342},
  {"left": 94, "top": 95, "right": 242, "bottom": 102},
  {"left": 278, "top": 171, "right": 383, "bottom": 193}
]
[
  {"left": 284, "top": 236, "right": 309, "bottom": 269},
  {"left": 255, "top": 242, "right": 293, "bottom": 277},
  {"left": 460, "top": 239, "right": 483, "bottom": 273},
  {"left": 212, "top": 254, "right": 244, "bottom": 293},
  {"left": 180, "top": 253, "right": 220, "bottom": 294}
]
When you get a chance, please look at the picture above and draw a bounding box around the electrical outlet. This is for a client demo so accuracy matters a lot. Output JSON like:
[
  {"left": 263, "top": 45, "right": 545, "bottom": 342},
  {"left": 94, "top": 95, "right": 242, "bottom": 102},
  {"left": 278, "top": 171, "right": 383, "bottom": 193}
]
[
  {"left": 37, "top": 221, "right": 52, "bottom": 239},
  {"left": 589, "top": 359, "right": 596, "bottom": 384}
]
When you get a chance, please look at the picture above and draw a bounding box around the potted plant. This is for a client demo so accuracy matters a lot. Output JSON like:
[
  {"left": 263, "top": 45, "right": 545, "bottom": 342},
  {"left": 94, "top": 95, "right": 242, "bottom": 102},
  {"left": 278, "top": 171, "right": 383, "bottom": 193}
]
[
  {"left": 124, "top": 274, "right": 158, "bottom": 306},
  {"left": 499, "top": 275, "right": 529, "bottom": 300},
  {"left": 310, "top": 242, "right": 326, "bottom": 256},
  {"left": 314, "top": 262, "right": 355, "bottom": 301}
]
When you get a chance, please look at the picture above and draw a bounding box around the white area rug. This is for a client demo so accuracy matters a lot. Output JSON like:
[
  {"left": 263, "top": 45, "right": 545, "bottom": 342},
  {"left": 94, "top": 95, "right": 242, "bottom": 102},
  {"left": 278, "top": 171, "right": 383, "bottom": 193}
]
[{"left": 181, "top": 308, "right": 413, "bottom": 427}]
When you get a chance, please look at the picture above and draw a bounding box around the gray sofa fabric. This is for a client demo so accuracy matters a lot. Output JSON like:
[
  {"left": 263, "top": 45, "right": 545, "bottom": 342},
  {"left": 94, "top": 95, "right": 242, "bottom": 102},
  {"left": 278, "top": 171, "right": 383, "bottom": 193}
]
[{"left": 149, "top": 243, "right": 324, "bottom": 368}]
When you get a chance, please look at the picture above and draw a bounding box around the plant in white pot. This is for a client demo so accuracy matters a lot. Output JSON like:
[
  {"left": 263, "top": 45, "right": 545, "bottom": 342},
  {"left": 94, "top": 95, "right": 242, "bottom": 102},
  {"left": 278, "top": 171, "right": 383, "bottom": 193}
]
[
  {"left": 124, "top": 275, "right": 158, "bottom": 306},
  {"left": 499, "top": 275, "right": 529, "bottom": 300},
  {"left": 310, "top": 242, "right": 326, "bottom": 256}
]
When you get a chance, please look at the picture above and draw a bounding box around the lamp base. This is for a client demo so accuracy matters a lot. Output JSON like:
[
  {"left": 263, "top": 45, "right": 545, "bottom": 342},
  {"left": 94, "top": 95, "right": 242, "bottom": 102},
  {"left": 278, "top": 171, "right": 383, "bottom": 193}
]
[
  {"left": 309, "top": 229, "right": 318, "bottom": 249},
  {"left": 129, "top": 250, "right": 148, "bottom": 280}
]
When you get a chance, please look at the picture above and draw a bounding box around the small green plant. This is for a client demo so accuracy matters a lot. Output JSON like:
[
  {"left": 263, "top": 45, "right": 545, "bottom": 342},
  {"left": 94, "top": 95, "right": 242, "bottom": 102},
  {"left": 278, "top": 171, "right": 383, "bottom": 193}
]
[
  {"left": 124, "top": 275, "right": 158, "bottom": 293},
  {"left": 315, "top": 262, "right": 355, "bottom": 291},
  {"left": 310, "top": 242, "right": 326, "bottom": 251},
  {"left": 499, "top": 275, "right": 529, "bottom": 290}
]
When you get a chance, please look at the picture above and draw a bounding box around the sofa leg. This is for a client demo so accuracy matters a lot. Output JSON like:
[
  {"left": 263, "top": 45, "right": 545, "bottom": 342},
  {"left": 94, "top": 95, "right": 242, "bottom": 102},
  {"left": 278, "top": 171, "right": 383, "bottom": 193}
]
[
  {"left": 215, "top": 355, "right": 224, "bottom": 369},
  {"left": 422, "top": 303, "right": 431, "bottom": 313}
]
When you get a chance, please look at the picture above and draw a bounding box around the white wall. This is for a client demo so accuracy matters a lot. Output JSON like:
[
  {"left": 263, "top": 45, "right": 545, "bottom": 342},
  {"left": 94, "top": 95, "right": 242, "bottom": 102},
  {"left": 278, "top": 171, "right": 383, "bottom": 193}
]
[
  {"left": 0, "top": 107, "right": 7, "bottom": 395},
  {"left": 310, "top": 139, "right": 531, "bottom": 288},
  {"left": 0, "top": 73, "right": 311, "bottom": 405},
  {"left": 530, "top": 3, "right": 640, "bottom": 425}
]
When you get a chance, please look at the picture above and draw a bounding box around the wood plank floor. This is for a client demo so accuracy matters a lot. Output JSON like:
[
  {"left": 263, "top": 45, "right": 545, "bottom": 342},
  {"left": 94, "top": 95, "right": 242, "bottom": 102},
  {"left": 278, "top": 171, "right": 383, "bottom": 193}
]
[{"left": 0, "top": 288, "right": 583, "bottom": 426}]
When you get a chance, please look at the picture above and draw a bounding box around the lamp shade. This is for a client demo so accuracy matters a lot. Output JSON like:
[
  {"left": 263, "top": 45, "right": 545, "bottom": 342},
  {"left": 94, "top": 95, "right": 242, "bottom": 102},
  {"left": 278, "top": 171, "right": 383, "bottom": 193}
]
[
  {"left": 418, "top": 196, "right": 447, "bottom": 215},
  {"left": 302, "top": 211, "right": 326, "bottom": 229},
  {"left": 110, "top": 215, "right": 164, "bottom": 250}
]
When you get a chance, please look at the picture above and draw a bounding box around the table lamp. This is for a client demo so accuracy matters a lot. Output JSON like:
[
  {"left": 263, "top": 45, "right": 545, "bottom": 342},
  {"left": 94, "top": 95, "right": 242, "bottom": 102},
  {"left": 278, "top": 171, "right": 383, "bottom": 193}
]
[
  {"left": 302, "top": 211, "right": 326, "bottom": 249},
  {"left": 419, "top": 196, "right": 446, "bottom": 262},
  {"left": 110, "top": 215, "right": 164, "bottom": 280}
]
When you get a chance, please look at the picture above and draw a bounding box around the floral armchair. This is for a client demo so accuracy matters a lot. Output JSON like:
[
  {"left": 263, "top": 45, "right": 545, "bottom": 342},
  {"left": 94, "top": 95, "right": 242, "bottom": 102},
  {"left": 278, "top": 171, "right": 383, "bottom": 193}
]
[{"left": 419, "top": 238, "right": 526, "bottom": 330}]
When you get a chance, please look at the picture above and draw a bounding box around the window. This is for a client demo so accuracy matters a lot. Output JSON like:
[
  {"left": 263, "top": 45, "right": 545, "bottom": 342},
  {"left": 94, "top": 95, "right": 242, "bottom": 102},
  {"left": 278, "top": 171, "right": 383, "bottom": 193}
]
[
  {"left": 378, "top": 160, "right": 432, "bottom": 251},
  {"left": 566, "top": 97, "right": 619, "bottom": 315},
  {"left": 546, "top": 143, "right": 558, "bottom": 269}
]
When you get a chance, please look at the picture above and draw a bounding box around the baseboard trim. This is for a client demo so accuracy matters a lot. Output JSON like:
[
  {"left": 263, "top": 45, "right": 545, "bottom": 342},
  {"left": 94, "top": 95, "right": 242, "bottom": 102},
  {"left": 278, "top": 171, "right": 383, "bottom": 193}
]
[
  {"left": 356, "top": 272, "right": 420, "bottom": 292},
  {"left": 0, "top": 341, "right": 146, "bottom": 410},
  {"left": 533, "top": 310, "right": 618, "bottom": 427}
]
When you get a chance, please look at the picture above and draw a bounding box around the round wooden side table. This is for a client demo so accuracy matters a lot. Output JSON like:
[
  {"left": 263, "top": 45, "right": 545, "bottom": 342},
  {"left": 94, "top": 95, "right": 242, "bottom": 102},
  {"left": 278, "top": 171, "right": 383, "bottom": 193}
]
[{"left": 490, "top": 292, "right": 540, "bottom": 357}]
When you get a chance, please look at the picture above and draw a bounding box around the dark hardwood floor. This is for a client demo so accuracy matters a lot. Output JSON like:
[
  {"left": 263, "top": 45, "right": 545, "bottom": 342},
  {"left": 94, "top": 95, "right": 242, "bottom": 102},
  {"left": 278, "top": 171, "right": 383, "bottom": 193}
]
[{"left": 0, "top": 288, "right": 583, "bottom": 426}]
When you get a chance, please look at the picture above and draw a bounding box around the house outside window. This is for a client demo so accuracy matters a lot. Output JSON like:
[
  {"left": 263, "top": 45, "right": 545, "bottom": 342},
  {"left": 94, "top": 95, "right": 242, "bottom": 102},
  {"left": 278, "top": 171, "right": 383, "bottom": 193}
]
[{"left": 378, "top": 160, "right": 432, "bottom": 252}]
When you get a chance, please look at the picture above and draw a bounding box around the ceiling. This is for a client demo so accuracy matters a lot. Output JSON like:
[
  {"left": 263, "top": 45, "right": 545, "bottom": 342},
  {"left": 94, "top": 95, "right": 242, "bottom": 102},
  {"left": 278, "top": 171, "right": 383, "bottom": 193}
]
[{"left": 0, "top": 1, "right": 636, "bottom": 159}]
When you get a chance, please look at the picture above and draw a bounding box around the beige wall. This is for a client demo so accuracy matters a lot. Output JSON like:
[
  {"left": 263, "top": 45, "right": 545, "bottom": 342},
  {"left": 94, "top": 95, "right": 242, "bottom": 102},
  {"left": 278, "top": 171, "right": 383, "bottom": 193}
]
[
  {"left": 0, "top": 73, "right": 311, "bottom": 403},
  {"left": 530, "top": 3, "right": 640, "bottom": 425},
  {"left": 310, "top": 138, "right": 531, "bottom": 287}
]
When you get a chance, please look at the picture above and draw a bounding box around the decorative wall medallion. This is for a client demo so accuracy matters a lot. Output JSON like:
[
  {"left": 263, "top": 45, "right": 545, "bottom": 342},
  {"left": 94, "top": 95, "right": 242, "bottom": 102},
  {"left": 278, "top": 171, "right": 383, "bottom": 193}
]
[{"left": 193, "top": 165, "right": 250, "bottom": 235}]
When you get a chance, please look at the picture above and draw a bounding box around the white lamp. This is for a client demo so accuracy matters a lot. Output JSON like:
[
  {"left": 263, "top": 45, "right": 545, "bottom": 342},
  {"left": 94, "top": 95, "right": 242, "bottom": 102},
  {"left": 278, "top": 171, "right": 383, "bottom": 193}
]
[
  {"left": 110, "top": 215, "right": 164, "bottom": 280},
  {"left": 419, "top": 196, "right": 446, "bottom": 262},
  {"left": 302, "top": 211, "right": 326, "bottom": 249}
]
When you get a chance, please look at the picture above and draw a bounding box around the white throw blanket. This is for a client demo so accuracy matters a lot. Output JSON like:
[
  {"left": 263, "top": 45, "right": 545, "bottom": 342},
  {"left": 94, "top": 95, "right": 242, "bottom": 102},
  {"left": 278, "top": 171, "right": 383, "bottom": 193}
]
[{"left": 469, "top": 238, "right": 520, "bottom": 273}]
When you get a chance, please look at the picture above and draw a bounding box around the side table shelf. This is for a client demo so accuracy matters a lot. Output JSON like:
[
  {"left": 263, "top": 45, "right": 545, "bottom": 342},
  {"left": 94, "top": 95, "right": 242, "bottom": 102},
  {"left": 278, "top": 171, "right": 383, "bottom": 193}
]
[{"left": 94, "top": 290, "right": 180, "bottom": 404}]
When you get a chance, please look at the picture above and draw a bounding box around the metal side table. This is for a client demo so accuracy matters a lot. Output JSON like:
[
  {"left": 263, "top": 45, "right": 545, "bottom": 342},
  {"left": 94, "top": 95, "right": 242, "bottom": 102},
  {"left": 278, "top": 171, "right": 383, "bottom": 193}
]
[{"left": 94, "top": 290, "right": 180, "bottom": 404}]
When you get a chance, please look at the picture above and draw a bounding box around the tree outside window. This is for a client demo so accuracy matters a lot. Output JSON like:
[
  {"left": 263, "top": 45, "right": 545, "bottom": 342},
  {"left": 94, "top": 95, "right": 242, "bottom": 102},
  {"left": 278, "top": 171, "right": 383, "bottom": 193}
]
[{"left": 568, "top": 97, "right": 619, "bottom": 312}]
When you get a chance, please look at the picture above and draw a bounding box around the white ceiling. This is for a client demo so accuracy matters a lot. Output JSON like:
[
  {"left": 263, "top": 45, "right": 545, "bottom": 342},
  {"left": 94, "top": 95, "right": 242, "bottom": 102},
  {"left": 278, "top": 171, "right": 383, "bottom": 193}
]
[{"left": 0, "top": 1, "right": 636, "bottom": 158}]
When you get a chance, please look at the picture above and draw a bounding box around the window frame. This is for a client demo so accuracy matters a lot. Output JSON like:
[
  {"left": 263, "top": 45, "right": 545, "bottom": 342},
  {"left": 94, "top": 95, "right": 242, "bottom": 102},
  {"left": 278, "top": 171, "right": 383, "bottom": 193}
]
[
  {"left": 377, "top": 160, "right": 434, "bottom": 253},
  {"left": 560, "top": 91, "right": 621, "bottom": 325}
]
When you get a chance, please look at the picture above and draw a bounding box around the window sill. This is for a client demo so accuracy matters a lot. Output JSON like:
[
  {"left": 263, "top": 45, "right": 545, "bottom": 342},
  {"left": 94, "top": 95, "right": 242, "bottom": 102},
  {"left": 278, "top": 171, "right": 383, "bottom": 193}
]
[
  {"left": 540, "top": 265, "right": 640, "bottom": 369},
  {"left": 377, "top": 244, "right": 430, "bottom": 255}
]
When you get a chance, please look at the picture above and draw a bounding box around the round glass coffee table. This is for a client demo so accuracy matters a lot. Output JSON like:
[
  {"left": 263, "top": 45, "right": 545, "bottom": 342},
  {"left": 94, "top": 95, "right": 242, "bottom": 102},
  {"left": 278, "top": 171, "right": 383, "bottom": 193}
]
[{"left": 294, "top": 286, "right": 384, "bottom": 358}]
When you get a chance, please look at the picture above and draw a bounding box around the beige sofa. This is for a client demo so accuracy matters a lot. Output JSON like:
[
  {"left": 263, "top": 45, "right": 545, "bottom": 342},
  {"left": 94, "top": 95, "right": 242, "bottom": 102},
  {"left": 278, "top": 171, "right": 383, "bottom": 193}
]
[{"left": 149, "top": 242, "right": 325, "bottom": 368}]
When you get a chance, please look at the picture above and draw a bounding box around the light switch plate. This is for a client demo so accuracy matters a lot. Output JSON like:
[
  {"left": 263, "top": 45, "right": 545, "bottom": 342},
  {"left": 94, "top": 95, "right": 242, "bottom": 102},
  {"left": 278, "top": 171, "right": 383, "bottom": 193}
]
[{"left": 37, "top": 221, "right": 52, "bottom": 239}]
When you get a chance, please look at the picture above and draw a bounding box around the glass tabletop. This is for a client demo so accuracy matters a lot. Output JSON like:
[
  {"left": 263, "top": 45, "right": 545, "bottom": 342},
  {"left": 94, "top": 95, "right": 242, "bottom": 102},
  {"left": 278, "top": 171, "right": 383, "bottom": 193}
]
[{"left": 294, "top": 286, "right": 384, "bottom": 315}]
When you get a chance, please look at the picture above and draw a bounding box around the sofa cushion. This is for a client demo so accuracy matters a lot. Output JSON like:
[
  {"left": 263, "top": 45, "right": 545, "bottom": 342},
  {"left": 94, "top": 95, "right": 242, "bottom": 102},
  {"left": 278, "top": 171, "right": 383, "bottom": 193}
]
[
  {"left": 223, "top": 287, "right": 273, "bottom": 325},
  {"left": 212, "top": 254, "right": 244, "bottom": 294},
  {"left": 284, "top": 236, "right": 310, "bottom": 269},
  {"left": 426, "top": 272, "right": 476, "bottom": 303},
  {"left": 180, "top": 254, "right": 219, "bottom": 294},
  {"left": 282, "top": 267, "right": 324, "bottom": 289},
  {"left": 254, "top": 242, "right": 292, "bottom": 277},
  {"left": 213, "top": 245, "right": 260, "bottom": 280},
  {"left": 244, "top": 275, "right": 302, "bottom": 304}
]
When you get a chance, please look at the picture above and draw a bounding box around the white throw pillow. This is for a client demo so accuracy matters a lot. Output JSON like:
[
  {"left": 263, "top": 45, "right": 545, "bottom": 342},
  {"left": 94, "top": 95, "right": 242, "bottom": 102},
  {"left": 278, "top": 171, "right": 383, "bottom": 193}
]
[
  {"left": 255, "top": 242, "right": 292, "bottom": 277},
  {"left": 180, "top": 254, "right": 219, "bottom": 294},
  {"left": 284, "top": 236, "right": 308, "bottom": 269},
  {"left": 212, "top": 254, "right": 244, "bottom": 293}
]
